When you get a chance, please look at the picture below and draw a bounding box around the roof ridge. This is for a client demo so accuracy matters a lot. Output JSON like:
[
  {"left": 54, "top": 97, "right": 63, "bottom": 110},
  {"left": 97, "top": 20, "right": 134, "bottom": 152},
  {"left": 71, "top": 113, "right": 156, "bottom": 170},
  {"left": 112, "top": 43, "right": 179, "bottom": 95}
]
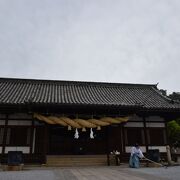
[{"left": 0, "top": 77, "right": 157, "bottom": 88}]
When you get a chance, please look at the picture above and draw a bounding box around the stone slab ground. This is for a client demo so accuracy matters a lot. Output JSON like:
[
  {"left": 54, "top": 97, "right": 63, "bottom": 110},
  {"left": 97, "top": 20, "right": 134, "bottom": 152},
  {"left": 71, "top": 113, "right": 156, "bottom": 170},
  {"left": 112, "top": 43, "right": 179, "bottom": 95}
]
[{"left": 0, "top": 166, "right": 179, "bottom": 180}]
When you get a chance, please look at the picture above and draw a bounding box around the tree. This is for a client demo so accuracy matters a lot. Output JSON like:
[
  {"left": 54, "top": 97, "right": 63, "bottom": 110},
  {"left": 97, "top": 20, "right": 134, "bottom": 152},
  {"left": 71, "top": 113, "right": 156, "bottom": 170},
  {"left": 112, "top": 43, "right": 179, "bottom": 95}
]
[
  {"left": 159, "top": 89, "right": 180, "bottom": 102},
  {"left": 169, "top": 92, "right": 180, "bottom": 102},
  {"left": 167, "top": 119, "right": 180, "bottom": 147},
  {"left": 161, "top": 90, "right": 180, "bottom": 147},
  {"left": 159, "top": 89, "right": 167, "bottom": 96}
]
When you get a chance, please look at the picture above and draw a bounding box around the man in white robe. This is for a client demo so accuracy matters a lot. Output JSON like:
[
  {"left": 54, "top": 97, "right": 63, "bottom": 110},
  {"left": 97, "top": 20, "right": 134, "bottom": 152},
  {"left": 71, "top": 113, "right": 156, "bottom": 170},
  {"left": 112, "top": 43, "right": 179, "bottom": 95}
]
[{"left": 129, "top": 143, "right": 144, "bottom": 168}]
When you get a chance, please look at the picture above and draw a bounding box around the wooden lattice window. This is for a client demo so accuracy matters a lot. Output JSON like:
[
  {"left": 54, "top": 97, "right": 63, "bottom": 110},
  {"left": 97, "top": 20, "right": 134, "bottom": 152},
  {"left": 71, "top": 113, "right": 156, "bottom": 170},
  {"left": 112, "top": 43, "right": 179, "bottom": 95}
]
[
  {"left": 6, "top": 127, "right": 31, "bottom": 146},
  {"left": 125, "top": 128, "right": 145, "bottom": 145},
  {"left": 147, "top": 128, "right": 167, "bottom": 145}
]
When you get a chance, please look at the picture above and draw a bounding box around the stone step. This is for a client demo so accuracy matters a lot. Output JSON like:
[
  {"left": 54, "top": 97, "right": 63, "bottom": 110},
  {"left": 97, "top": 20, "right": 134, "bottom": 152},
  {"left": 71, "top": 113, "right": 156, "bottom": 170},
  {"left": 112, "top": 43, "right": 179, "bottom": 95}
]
[{"left": 46, "top": 155, "right": 107, "bottom": 166}]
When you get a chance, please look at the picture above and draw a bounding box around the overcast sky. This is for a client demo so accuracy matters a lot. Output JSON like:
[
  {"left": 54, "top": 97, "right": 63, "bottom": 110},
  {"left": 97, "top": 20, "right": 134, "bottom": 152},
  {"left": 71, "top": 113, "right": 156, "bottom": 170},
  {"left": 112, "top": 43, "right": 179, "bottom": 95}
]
[{"left": 0, "top": 0, "right": 180, "bottom": 93}]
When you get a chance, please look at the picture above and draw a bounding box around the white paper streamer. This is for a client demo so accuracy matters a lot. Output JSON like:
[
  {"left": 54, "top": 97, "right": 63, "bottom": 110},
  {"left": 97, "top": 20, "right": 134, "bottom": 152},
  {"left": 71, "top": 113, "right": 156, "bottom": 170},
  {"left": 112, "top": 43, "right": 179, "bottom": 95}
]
[
  {"left": 90, "top": 128, "right": 94, "bottom": 139},
  {"left": 74, "top": 128, "right": 79, "bottom": 139}
]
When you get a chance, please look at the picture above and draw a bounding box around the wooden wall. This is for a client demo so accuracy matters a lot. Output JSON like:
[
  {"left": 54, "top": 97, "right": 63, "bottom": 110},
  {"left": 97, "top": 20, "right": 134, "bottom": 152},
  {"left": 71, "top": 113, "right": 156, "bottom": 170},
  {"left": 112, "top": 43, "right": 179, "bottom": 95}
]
[
  {"left": 0, "top": 113, "right": 46, "bottom": 164},
  {"left": 0, "top": 113, "right": 168, "bottom": 164}
]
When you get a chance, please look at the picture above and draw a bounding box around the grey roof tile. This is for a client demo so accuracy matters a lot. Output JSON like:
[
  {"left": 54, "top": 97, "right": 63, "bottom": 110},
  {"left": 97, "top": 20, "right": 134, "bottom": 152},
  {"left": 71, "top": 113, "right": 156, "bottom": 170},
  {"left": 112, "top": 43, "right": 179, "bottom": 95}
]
[{"left": 0, "top": 78, "right": 179, "bottom": 110}]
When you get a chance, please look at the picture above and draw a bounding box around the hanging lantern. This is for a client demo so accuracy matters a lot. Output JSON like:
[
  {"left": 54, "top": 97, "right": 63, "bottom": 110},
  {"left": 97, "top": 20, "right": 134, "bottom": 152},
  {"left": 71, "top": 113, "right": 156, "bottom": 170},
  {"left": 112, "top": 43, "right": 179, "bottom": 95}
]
[
  {"left": 82, "top": 127, "right": 86, "bottom": 132},
  {"left": 68, "top": 125, "right": 72, "bottom": 131},
  {"left": 74, "top": 128, "right": 79, "bottom": 139},
  {"left": 97, "top": 126, "right": 101, "bottom": 130},
  {"left": 90, "top": 128, "right": 94, "bottom": 139}
]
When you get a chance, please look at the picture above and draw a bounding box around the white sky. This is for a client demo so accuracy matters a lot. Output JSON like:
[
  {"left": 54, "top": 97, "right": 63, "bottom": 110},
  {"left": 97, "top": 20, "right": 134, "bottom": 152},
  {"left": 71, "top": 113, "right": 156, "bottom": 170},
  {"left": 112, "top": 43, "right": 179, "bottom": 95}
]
[{"left": 0, "top": 0, "right": 180, "bottom": 93}]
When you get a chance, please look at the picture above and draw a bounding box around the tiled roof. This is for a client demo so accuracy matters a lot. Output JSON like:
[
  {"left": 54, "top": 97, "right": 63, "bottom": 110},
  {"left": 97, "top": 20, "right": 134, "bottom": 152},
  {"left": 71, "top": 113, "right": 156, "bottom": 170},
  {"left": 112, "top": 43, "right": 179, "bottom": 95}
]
[{"left": 0, "top": 78, "right": 179, "bottom": 110}]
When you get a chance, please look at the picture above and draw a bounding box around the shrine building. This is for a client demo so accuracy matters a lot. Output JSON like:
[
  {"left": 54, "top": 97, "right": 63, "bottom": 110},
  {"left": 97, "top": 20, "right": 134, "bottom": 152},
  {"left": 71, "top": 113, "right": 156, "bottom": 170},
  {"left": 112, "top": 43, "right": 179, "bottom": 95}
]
[{"left": 0, "top": 78, "right": 179, "bottom": 166}]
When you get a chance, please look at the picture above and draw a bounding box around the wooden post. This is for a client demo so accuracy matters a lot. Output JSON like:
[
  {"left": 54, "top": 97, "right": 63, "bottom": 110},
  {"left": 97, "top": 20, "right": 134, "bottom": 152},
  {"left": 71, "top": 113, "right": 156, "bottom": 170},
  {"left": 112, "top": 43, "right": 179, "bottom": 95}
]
[
  {"left": 2, "top": 114, "right": 8, "bottom": 154},
  {"left": 106, "top": 126, "right": 110, "bottom": 166},
  {"left": 43, "top": 124, "right": 48, "bottom": 164},
  {"left": 164, "top": 121, "right": 169, "bottom": 145},
  {"left": 30, "top": 119, "right": 34, "bottom": 154},
  {"left": 120, "top": 125, "right": 123, "bottom": 159},
  {"left": 143, "top": 116, "right": 148, "bottom": 154},
  {"left": 119, "top": 124, "right": 126, "bottom": 162},
  {"left": 122, "top": 125, "right": 126, "bottom": 154}
]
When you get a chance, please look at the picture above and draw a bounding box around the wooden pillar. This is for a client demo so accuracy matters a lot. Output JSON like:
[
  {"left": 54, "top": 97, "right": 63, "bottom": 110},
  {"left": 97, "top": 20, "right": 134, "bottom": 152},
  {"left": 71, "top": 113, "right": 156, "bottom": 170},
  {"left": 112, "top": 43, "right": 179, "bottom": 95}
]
[
  {"left": 2, "top": 115, "right": 8, "bottom": 154},
  {"left": 106, "top": 126, "right": 110, "bottom": 166},
  {"left": 119, "top": 124, "right": 124, "bottom": 163},
  {"left": 120, "top": 125, "right": 123, "bottom": 154},
  {"left": 164, "top": 121, "right": 169, "bottom": 145},
  {"left": 43, "top": 124, "right": 48, "bottom": 164},
  {"left": 30, "top": 119, "right": 35, "bottom": 154},
  {"left": 143, "top": 116, "right": 148, "bottom": 153},
  {"left": 122, "top": 125, "right": 126, "bottom": 154}
]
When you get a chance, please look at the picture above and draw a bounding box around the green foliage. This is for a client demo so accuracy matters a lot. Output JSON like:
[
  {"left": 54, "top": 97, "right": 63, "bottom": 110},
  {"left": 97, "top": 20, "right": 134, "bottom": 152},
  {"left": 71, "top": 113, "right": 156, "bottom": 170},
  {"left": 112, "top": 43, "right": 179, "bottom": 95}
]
[
  {"left": 159, "top": 89, "right": 167, "bottom": 96},
  {"left": 169, "top": 92, "right": 180, "bottom": 102},
  {"left": 160, "top": 89, "right": 180, "bottom": 102},
  {"left": 167, "top": 119, "right": 180, "bottom": 147},
  {"left": 160, "top": 89, "right": 180, "bottom": 147}
]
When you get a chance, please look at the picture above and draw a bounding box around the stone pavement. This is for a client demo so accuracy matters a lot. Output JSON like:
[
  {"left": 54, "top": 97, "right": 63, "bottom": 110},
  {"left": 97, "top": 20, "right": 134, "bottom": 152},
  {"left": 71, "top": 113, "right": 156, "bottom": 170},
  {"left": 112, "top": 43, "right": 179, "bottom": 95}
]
[
  {"left": 129, "top": 166, "right": 180, "bottom": 180},
  {"left": 0, "top": 166, "right": 179, "bottom": 180}
]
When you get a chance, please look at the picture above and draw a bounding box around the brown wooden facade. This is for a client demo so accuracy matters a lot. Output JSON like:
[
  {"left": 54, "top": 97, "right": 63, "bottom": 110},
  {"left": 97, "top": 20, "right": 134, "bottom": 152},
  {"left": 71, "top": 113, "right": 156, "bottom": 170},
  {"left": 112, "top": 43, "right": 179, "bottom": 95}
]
[{"left": 0, "top": 112, "right": 172, "bottom": 164}]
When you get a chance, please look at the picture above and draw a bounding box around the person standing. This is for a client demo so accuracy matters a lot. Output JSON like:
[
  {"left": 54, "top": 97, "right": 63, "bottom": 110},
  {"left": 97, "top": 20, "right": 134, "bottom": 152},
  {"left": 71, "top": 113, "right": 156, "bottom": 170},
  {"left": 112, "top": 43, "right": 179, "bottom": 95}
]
[{"left": 129, "top": 143, "right": 144, "bottom": 168}]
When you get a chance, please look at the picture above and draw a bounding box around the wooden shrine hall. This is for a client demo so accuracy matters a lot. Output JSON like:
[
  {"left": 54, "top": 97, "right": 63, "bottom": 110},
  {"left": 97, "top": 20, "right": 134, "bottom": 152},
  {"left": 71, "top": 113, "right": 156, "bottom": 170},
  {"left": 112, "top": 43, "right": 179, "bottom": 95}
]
[{"left": 0, "top": 77, "right": 180, "bottom": 166}]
